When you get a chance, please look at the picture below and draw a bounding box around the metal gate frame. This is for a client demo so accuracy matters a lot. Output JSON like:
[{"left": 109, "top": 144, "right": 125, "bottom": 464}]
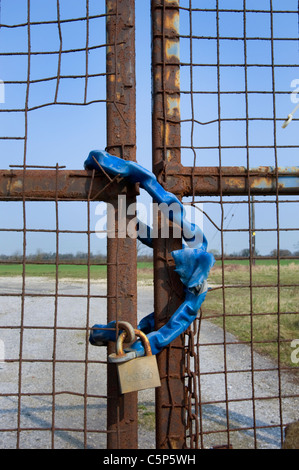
[
  {"left": 105, "top": 0, "right": 138, "bottom": 449},
  {"left": 151, "top": 0, "right": 299, "bottom": 450},
  {"left": 0, "top": 0, "right": 139, "bottom": 450},
  {"left": 0, "top": 0, "right": 298, "bottom": 450}
]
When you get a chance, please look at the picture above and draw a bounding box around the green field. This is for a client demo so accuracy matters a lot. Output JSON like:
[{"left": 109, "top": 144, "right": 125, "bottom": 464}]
[
  {"left": 0, "top": 263, "right": 107, "bottom": 279},
  {"left": 214, "top": 258, "right": 299, "bottom": 266},
  {"left": 1, "top": 259, "right": 298, "bottom": 278},
  {"left": 0, "top": 262, "right": 153, "bottom": 281},
  {"left": 0, "top": 260, "right": 298, "bottom": 367},
  {"left": 204, "top": 261, "right": 299, "bottom": 368}
]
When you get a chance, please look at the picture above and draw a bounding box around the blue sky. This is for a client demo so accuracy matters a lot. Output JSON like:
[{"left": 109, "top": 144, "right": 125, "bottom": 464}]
[{"left": 0, "top": 0, "right": 298, "bottom": 256}]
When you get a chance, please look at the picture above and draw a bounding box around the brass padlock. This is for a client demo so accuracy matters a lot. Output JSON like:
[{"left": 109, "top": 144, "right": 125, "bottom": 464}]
[{"left": 109, "top": 328, "right": 161, "bottom": 394}]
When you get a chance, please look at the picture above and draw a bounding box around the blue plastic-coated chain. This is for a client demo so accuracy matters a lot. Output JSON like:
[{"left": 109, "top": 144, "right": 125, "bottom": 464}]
[
  {"left": 84, "top": 150, "right": 207, "bottom": 251},
  {"left": 86, "top": 150, "right": 215, "bottom": 358}
]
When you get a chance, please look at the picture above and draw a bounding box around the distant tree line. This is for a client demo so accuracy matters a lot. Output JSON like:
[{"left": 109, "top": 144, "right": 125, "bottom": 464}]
[
  {"left": 1, "top": 245, "right": 298, "bottom": 263},
  {"left": 0, "top": 251, "right": 106, "bottom": 264},
  {"left": 210, "top": 248, "right": 299, "bottom": 259},
  {"left": 0, "top": 250, "right": 153, "bottom": 263}
]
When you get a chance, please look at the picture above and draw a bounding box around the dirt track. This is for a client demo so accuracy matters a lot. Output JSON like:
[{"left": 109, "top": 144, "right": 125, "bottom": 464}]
[{"left": 0, "top": 277, "right": 298, "bottom": 449}]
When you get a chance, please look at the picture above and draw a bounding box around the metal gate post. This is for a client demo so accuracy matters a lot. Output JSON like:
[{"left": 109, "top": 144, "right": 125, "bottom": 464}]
[
  {"left": 151, "top": 0, "right": 186, "bottom": 449},
  {"left": 106, "top": 0, "right": 138, "bottom": 449}
]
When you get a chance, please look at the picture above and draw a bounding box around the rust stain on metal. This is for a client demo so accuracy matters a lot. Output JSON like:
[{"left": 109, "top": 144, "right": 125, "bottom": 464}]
[
  {"left": 174, "top": 68, "right": 180, "bottom": 89},
  {"left": 250, "top": 176, "right": 273, "bottom": 190},
  {"left": 165, "top": 39, "right": 180, "bottom": 60},
  {"left": 0, "top": 170, "right": 138, "bottom": 201},
  {"left": 165, "top": 11, "right": 179, "bottom": 35},
  {"left": 165, "top": 0, "right": 180, "bottom": 6},
  {"left": 164, "top": 122, "right": 170, "bottom": 147},
  {"left": 162, "top": 165, "right": 299, "bottom": 196},
  {"left": 165, "top": 68, "right": 180, "bottom": 89},
  {"left": 167, "top": 96, "right": 180, "bottom": 118},
  {"left": 167, "top": 149, "right": 174, "bottom": 162},
  {"left": 169, "top": 437, "right": 181, "bottom": 449},
  {"left": 9, "top": 179, "right": 23, "bottom": 192}
]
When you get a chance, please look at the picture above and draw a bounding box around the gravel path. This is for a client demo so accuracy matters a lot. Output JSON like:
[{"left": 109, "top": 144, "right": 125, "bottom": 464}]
[{"left": 0, "top": 277, "right": 298, "bottom": 449}]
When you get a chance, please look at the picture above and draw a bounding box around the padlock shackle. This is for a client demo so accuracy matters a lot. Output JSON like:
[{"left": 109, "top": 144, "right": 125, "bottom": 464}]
[{"left": 116, "top": 328, "right": 152, "bottom": 358}]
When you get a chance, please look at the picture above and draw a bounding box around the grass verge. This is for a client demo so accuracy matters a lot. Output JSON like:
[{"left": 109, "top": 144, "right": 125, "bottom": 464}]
[
  {"left": 0, "top": 262, "right": 153, "bottom": 282},
  {"left": 204, "top": 262, "right": 299, "bottom": 368}
]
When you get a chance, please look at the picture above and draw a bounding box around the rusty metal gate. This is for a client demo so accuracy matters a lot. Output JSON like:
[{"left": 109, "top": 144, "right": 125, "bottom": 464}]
[{"left": 0, "top": 0, "right": 298, "bottom": 450}]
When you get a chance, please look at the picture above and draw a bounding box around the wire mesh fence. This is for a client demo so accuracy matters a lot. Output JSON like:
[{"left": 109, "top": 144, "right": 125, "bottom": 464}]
[
  {"left": 184, "top": 194, "right": 299, "bottom": 449},
  {"left": 0, "top": 0, "right": 140, "bottom": 449},
  {"left": 178, "top": 1, "right": 298, "bottom": 169},
  {"left": 0, "top": 0, "right": 298, "bottom": 450},
  {"left": 0, "top": 211, "right": 109, "bottom": 449},
  {"left": 176, "top": 0, "right": 299, "bottom": 449}
]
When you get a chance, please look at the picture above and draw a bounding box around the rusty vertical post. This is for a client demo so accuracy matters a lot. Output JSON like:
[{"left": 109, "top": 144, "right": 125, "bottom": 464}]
[
  {"left": 152, "top": 0, "right": 186, "bottom": 449},
  {"left": 106, "top": 0, "right": 138, "bottom": 449}
]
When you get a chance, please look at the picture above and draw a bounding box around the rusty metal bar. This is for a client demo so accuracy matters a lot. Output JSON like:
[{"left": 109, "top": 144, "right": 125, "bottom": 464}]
[
  {"left": 164, "top": 166, "right": 299, "bottom": 197},
  {"left": 152, "top": 0, "right": 186, "bottom": 450},
  {"left": 106, "top": 0, "right": 138, "bottom": 449},
  {"left": 1, "top": 166, "right": 298, "bottom": 201},
  {"left": 0, "top": 169, "right": 138, "bottom": 201}
]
